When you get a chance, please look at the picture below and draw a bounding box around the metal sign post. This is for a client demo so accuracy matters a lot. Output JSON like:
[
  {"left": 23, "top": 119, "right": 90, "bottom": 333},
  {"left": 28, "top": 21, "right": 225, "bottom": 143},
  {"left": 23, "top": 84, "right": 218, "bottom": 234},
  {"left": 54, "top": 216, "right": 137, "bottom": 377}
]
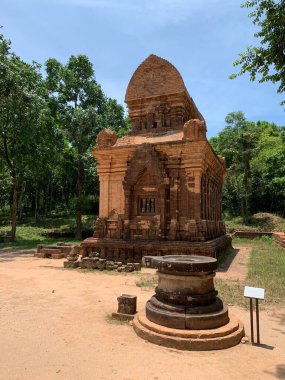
[{"left": 244, "top": 286, "right": 265, "bottom": 344}]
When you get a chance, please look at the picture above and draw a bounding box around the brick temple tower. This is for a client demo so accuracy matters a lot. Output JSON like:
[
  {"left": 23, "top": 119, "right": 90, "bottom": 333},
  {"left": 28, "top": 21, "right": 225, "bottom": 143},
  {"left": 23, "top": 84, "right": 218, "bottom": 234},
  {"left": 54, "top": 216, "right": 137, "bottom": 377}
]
[{"left": 82, "top": 55, "right": 231, "bottom": 260}]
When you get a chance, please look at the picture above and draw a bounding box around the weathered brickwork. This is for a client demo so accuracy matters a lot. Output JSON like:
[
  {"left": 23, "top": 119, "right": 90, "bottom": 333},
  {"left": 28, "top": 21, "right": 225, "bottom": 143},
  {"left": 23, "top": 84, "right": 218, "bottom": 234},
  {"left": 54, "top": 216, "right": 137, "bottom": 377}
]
[
  {"left": 125, "top": 55, "right": 203, "bottom": 135},
  {"left": 82, "top": 55, "right": 232, "bottom": 260},
  {"left": 36, "top": 243, "right": 80, "bottom": 259}
]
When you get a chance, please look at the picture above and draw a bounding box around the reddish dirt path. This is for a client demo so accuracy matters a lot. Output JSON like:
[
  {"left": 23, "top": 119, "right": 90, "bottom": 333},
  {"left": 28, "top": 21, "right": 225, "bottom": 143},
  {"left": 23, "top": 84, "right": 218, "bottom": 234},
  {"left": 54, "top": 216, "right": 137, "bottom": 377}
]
[
  {"left": 0, "top": 249, "right": 284, "bottom": 380},
  {"left": 216, "top": 247, "right": 251, "bottom": 282}
]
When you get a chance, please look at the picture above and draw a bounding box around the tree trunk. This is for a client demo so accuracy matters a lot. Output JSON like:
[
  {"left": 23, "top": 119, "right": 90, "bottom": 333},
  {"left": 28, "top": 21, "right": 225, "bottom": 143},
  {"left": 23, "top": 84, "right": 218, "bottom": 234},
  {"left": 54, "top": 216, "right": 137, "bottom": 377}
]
[
  {"left": 243, "top": 158, "right": 251, "bottom": 224},
  {"left": 49, "top": 180, "right": 53, "bottom": 213},
  {"left": 10, "top": 171, "right": 17, "bottom": 241},
  {"left": 34, "top": 188, "right": 39, "bottom": 223},
  {"left": 2, "top": 136, "right": 17, "bottom": 240},
  {"left": 240, "top": 199, "right": 246, "bottom": 224},
  {"left": 18, "top": 180, "right": 26, "bottom": 221},
  {"left": 44, "top": 179, "right": 50, "bottom": 216},
  {"left": 75, "top": 160, "right": 84, "bottom": 239}
]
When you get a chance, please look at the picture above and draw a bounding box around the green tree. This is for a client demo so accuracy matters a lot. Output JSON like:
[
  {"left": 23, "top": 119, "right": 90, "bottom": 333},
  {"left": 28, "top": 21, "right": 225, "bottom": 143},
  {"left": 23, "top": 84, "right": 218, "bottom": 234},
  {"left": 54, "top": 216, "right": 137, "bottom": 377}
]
[
  {"left": 0, "top": 32, "right": 50, "bottom": 240},
  {"left": 45, "top": 55, "right": 128, "bottom": 238},
  {"left": 210, "top": 114, "right": 285, "bottom": 219},
  {"left": 230, "top": 0, "right": 285, "bottom": 105},
  {"left": 251, "top": 122, "right": 285, "bottom": 213},
  {"left": 210, "top": 112, "right": 259, "bottom": 222},
  {"left": 104, "top": 98, "right": 131, "bottom": 137}
]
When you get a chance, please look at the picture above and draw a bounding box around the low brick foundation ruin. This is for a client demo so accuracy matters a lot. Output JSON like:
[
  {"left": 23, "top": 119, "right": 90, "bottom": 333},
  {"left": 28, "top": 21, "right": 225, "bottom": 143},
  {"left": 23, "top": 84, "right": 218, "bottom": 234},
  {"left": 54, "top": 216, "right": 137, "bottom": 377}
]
[{"left": 35, "top": 243, "right": 81, "bottom": 259}]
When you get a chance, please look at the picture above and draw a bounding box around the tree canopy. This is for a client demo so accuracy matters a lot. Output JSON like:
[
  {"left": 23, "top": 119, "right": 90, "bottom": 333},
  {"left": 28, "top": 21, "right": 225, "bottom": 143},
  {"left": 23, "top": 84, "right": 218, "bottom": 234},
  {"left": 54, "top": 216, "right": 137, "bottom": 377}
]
[
  {"left": 230, "top": 0, "right": 285, "bottom": 105},
  {"left": 0, "top": 32, "right": 54, "bottom": 239},
  {"left": 45, "top": 55, "right": 129, "bottom": 238},
  {"left": 0, "top": 31, "right": 129, "bottom": 240},
  {"left": 210, "top": 112, "right": 285, "bottom": 220}
]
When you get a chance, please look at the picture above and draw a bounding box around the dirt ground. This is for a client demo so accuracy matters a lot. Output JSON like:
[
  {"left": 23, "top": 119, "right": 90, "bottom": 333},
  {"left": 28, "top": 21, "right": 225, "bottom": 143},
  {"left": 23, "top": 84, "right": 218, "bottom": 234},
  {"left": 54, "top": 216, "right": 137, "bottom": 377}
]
[
  {"left": 0, "top": 248, "right": 285, "bottom": 380},
  {"left": 216, "top": 246, "right": 251, "bottom": 282}
]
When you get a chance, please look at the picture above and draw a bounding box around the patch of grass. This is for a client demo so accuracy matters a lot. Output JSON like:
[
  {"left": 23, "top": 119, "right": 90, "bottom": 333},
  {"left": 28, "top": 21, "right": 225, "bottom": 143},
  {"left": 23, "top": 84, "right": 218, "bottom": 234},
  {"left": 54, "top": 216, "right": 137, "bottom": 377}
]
[
  {"left": 225, "top": 212, "right": 285, "bottom": 233},
  {"left": 217, "top": 247, "right": 235, "bottom": 267},
  {"left": 34, "top": 214, "right": 96, "bottom": 231},
  {"left": 0, "top": 225, "right": 80, "bottom": 250},
  {"left": 256, "top": 235, "right": 272, "bottom": 243},
  {"left": 232, "top": 236, "right": 273, "bottom": 248},
  {"left": 246, "top": 240, "right": 285, "bottom": 305},
  {"left": 0, "top": 215, "right": 95, "bottom": 249},
  {"left": 81, "top": 268, "right": 96, "bottom": 273},
  {"left": 215, "top": 279, "right": 247, "bottom": 308},
  {"left": 135, "top": 275, "right": 158, "bottom": 289},
  {"left": 0, "top": 214, "right": 96, "bottom": 230},
  {"left": 105, "top": 313, "right": 130, "bottom": 325},
  {"left": 219, "top": 238, "right": 285, "bottom": 307}
]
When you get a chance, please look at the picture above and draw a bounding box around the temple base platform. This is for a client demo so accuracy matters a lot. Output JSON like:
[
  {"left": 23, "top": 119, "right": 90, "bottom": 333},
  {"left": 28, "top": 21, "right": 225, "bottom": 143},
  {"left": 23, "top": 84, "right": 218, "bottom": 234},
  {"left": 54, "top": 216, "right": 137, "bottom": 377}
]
[{"left": 81, "top": 234, "right": 232, "bottom": 262}]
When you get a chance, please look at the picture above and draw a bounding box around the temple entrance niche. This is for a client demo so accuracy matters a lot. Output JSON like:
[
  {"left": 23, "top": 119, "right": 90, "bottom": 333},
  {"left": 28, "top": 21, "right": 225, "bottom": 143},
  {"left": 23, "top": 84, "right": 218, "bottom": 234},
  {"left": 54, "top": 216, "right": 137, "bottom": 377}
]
[{"left": 123, "top": 144, "right": 169, "bottom": 240}]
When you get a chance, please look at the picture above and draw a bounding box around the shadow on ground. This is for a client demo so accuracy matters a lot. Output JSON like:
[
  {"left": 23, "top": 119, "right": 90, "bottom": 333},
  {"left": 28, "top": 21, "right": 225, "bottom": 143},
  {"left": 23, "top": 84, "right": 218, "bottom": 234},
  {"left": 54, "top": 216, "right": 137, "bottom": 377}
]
[
  {"left": 0, "top": 248, "right": 35, "bottom": 263},
  {"left": 217, "top": 249, "right": 239, "bottom": 273},
  {"left": 264, "top": 364, "right": 285, "bottom": 379}
]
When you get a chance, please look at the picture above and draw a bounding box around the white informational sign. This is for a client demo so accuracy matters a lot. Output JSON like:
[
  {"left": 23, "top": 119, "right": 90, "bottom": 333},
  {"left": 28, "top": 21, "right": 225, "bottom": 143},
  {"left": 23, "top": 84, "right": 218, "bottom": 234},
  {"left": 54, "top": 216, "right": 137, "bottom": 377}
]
[{"left": 244, "top": 286, "right": 265, "bottom": 300}]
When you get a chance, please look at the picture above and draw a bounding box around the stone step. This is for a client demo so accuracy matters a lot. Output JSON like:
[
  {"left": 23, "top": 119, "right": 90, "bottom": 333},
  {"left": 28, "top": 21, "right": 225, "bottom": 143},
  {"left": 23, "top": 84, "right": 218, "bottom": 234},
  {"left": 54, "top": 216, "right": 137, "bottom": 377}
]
[
  {"left": 133, "top": 314, "right": 244, "bottom": 351},
  {"left": 137, "top": 314, "right": 240, "bottom": 339}
]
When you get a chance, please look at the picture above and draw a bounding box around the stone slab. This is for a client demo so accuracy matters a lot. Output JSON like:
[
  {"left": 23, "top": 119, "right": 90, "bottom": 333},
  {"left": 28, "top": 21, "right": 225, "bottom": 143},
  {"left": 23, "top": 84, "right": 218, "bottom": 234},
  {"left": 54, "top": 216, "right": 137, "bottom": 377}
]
[{"left": 112, "top": 312, "right": 136, "bottom": 321}]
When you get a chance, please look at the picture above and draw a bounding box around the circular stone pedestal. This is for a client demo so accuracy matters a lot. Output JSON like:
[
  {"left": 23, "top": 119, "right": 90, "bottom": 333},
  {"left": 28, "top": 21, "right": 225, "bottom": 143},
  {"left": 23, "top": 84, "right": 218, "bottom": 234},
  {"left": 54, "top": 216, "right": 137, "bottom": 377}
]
[{"left": 133, "top": 255, "right": 244, "bottom": 350}]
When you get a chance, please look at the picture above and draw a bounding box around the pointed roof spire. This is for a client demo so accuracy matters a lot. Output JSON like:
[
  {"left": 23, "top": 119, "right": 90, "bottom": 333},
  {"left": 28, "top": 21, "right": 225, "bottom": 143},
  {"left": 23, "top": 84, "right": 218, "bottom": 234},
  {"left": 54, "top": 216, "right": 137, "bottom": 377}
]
[{"left": 125, "top": 54, "right": 188, "bottom": 101}]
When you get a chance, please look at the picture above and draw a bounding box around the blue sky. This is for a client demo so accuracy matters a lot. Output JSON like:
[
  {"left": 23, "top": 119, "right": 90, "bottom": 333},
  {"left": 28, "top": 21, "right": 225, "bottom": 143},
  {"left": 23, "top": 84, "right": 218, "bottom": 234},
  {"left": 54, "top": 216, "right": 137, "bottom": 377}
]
[{"left": 1, "top": 0, "right": 284, "bottom": 137}]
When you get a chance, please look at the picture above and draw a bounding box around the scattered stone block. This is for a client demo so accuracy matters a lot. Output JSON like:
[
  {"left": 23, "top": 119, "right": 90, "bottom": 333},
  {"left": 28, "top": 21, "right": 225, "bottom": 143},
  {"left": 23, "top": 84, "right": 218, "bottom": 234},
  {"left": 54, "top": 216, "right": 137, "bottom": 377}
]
[
  {"left": 41, "top": 248, "right": 62, "bottom": 258},
  {"left": 35, "top": 252, "right": 46, "bottom": 258},
  {"left": 117, "top": 294, "right": 137, "bottom": 315},
  {"left": 84, "top": 258, "right": 97, "bottom": 269},
  {"left": 97, "top": 259, "right": 106, "bottom": 271},
  {"left": 51, "top": 253, "right": 64, "bottom": 259},
  {"left": 64, "top": 261, "right": 79, "bottom": 268},
  {"left": 125, "top": 264, "right": 135, "bottom": 272},
  {"left": 79, "top": 260, "right": 86, "bottom": 269},
  {"left": 133, "top": 263, "right": 142, "bottom": 271},
  {"left": 37, "top": 243, "right": 81, "bottom": 260},
  {"left": 63, "top": 245, "right": 80, "bottom": 268},
  {"left": 143, "top": 256, "right": 153, "bottom": 268}
]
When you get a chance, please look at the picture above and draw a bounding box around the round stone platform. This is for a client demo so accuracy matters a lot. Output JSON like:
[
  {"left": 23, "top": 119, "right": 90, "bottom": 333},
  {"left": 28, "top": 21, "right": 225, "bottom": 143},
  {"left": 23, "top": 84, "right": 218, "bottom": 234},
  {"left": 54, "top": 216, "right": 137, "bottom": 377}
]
[
  {"left": 133, "top": 314, "right": 244, "bottom": 351},
  {"left": 133, "top": 254, "right": 244, "bottom": 350}
]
